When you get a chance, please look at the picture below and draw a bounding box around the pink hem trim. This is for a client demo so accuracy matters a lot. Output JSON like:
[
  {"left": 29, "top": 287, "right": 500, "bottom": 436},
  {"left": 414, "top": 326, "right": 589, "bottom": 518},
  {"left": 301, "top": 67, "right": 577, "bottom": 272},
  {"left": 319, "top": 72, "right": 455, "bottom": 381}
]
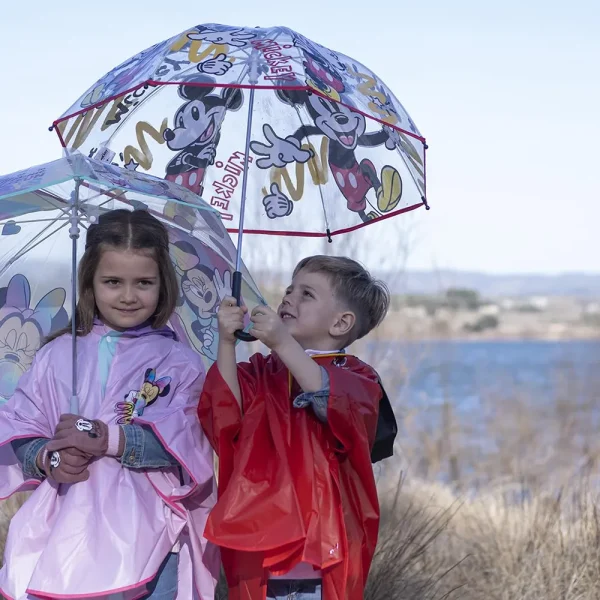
[
  {"left": 0, "top": 433, "right": 48, "bottom": 499},
  {"left": 132, "top": 417, "right": 210, "bottom": 492},
  {"left": 146, "top": 472, "right": 188, "bottom": 519},
  {"left": 24, "top": 564, "right": 159, "bottom": 598},
  {"left": 0, "top": 433, "right": 50, "bottom": 448},
  {"left": 0, "top": 587, "right": 15, "bottom": 600},
  {"left": 0, "top": 478, "right": 41, "bottom": 500}
]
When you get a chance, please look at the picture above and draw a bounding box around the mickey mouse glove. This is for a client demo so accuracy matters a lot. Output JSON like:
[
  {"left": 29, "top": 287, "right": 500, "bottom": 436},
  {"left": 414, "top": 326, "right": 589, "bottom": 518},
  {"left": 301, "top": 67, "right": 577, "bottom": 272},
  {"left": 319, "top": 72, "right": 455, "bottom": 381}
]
[{"left": 45, "top": 414, "right": 124, "bottom": 466}]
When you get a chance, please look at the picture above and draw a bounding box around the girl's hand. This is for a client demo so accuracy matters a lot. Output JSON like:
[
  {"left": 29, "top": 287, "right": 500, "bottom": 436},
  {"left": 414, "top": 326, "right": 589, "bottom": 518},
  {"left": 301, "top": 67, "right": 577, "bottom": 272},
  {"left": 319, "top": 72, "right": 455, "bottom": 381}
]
[
  {"left": 46, "top": 414, "right": 109, "bottom": 457},
  {"left": 250, "top": 305, "right": 291, "bottom": 351},
  {"left": 217, "top": 296, "right": 248, "bottom": 344},
  {"left": 39, "top": 445, "right": 91, "bottom": 484}
]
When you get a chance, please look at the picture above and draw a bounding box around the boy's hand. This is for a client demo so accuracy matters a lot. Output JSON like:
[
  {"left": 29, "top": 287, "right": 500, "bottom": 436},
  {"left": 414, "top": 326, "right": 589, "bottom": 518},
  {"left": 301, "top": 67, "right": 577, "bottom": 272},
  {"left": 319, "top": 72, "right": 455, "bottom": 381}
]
[
  {"left": 250, "top": 305, "right": 291, "bottom": 350},
  {"left": 217, "top": 295, "right": 248, "bottom": 344}
]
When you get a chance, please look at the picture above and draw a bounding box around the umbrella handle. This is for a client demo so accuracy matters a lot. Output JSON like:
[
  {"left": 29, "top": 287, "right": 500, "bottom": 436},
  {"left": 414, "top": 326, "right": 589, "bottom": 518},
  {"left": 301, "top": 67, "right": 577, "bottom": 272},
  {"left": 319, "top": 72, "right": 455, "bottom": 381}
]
[{"left": 232, "top": 271, "right": 257, "bottom": 343}]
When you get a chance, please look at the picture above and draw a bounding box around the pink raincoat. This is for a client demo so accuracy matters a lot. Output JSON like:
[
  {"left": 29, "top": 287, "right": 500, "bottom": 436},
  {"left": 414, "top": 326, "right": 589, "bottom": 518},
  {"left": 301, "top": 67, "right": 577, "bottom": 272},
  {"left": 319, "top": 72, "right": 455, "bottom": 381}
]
[{"left": 0, "top": 322, "right": 219, "bottom": 600}]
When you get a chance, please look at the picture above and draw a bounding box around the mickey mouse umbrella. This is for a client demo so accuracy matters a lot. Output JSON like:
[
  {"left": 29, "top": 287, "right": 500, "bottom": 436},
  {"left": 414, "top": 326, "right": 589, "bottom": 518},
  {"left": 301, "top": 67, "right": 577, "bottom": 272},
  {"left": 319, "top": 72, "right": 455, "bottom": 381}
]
[{"left": 51, "top": 23, "right": 429, "bottom": 340}]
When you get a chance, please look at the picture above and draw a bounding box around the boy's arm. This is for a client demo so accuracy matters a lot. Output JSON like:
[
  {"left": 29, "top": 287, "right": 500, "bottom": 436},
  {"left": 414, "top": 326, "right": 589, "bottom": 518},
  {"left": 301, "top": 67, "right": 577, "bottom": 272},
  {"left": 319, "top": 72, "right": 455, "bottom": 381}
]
[
  {"left": 217, "top": 338, "right": 242, "bottom": 411},
  {"left": 271, "top": 336, "right": 323, "bottom": 393},
  {"left": 215, "top": 295, "right": 248, "bottom": 412},
  {"left": 249, "top": 304, "right": 330, "bottom": 418},
  {"left": 293, "top": 368, "right": 330, "bottom": 422}
]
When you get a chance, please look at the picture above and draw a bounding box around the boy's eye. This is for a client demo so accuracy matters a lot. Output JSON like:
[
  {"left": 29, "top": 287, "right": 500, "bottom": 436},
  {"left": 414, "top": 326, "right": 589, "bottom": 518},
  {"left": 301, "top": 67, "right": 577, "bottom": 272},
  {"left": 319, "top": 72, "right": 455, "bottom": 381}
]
[{"left": 303, "top": 290, "right": 313, "bottom": 298}]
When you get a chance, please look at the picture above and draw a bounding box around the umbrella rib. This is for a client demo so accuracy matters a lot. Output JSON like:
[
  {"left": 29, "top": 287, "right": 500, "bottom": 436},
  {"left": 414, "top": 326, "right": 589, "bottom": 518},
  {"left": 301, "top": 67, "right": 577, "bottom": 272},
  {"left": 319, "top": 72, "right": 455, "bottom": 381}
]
[
  {"left": 393, "top": 143, "right": 426, "bottom": 199},
  {"left": 290, "top": 103, "right": 331, "bottom": 235},
  {"left": 1, "top": 216, "right": 70, "bottom": 226},
  {"left": 31, "top": 189, "right": 76, "bottom": 221},
  {"left": 0, "top": 219, "right": 71, "bottom": 278}
]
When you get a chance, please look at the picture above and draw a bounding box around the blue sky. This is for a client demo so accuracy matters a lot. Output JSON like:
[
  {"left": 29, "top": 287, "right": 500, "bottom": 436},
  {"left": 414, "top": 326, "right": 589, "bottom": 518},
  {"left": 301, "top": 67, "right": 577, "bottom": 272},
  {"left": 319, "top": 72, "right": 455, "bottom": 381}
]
[{"left": 0, "top": 0, "right": 598, "bottom": 274}]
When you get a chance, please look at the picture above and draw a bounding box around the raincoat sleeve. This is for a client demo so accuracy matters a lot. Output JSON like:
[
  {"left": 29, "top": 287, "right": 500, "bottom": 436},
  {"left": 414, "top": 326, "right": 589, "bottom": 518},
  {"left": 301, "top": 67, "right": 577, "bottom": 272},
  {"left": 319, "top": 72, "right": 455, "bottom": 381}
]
[
  {"left": 131, "top": 349, "right": 214, "bottom": 494},
  {"left": 0, "top": 344, "right": 58, "bottom": 498},
  {"left": 320, "top": 358, "right": 383, "bottom": 458},
  {"left": 197, "top": 354, "right": 262, "bottom": 484}
]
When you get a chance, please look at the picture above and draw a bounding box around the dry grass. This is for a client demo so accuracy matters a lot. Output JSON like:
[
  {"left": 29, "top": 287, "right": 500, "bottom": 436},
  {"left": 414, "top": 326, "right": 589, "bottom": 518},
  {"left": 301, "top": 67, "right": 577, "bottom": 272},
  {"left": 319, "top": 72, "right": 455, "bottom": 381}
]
[
  {"left": 0, "top": 493, "right": 28, "bottom": 570},
  {"left": 3, "top": 442, "right": 600, "bottom": 599},
  {"left": 368, "top": 470, "right": 600, "bottom": 600}
]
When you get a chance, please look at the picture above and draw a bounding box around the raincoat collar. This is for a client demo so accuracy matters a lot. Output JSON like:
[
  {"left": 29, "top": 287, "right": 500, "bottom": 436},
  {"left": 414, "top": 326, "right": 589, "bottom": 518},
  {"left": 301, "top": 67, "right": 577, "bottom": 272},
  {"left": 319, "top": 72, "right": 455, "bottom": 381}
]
[{"left": 91, "top": 317, "right": 177, "bottom": 340}]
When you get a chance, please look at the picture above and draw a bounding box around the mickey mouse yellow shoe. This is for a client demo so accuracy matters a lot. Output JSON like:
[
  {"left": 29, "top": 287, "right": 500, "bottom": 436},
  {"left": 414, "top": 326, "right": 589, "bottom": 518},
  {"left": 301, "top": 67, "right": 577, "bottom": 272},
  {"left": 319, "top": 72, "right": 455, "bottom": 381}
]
[{"left": 376, "top": 166, "right": 403, "bottom": 213}]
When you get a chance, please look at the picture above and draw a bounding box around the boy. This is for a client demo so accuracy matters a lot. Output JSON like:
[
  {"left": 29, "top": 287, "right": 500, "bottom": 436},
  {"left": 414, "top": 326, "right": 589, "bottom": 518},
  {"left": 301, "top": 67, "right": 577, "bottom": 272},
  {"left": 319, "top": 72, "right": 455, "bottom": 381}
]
[{"left": 198, "top": 255, "right": 392, "bottom": 600}]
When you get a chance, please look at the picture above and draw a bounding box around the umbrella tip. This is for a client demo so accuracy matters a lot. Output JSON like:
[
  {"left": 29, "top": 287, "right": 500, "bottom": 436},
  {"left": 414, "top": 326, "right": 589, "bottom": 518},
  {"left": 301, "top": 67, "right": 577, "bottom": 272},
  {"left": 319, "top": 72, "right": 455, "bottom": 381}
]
[
  {"left": 421, "top": 196, "right": 430, "bottom": 210},
  {"left": 48, "top": 125, "right": 54, "bottom": 132}
]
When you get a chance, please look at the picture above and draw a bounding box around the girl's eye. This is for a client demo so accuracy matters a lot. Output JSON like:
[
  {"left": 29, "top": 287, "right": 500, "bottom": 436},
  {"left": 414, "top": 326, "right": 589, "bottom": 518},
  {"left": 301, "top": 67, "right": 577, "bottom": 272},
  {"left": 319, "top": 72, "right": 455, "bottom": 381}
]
[
  {"left": 139, "top": 280, "right": 153, "bottom": 287},
  {"left": 105, "top": 279, "right": 119, "bottom": 286}
]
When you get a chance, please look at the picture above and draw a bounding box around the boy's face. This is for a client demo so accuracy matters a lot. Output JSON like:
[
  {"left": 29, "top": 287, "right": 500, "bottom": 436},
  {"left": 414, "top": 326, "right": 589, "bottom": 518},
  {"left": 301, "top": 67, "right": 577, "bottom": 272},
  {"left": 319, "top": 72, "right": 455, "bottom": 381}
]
[{"left": 278, "top": 268, "right": 351, "bottom": 350}]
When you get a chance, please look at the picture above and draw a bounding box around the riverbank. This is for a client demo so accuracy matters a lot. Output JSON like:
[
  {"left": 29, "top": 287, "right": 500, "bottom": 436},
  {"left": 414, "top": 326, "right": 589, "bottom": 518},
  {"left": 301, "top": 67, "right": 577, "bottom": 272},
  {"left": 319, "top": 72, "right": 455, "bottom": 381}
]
[{"left": 365, "top": 302, "right": 600, "bottom": 342}]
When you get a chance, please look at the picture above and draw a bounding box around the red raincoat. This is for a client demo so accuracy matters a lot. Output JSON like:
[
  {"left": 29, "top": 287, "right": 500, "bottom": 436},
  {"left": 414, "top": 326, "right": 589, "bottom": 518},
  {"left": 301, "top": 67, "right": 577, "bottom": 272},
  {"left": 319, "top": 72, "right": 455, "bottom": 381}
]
[{"left": 198, "top": 352, "right": 383, "bottom": 599}]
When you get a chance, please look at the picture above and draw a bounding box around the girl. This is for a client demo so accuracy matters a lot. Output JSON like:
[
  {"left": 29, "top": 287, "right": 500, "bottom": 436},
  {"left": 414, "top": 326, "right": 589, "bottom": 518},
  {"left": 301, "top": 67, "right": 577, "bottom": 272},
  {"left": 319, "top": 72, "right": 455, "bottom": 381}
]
[{"left": 0, "top": 210, "right": 219, "bottom": 600}]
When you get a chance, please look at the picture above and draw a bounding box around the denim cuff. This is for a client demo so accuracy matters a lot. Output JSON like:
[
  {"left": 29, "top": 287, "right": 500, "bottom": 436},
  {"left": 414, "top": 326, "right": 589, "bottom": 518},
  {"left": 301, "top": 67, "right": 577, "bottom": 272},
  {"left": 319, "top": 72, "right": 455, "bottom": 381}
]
[
  {"left": 120, "top": 424, "right": 145, "bottom": 468},
  {"left": 293, "top": 367, "right": 330, "bottom": 423},
  {"left": 15, "top": 437, "right": 49, "bottom": 479},
  {"left": 120, "top": 424, "right": 180, "bottom": 469}
]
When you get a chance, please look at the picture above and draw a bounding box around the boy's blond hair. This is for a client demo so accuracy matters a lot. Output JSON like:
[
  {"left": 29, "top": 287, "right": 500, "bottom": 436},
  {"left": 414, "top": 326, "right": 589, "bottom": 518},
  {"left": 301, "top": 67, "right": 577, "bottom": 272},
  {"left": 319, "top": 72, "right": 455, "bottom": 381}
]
[{"left": 293, "top": 255, "right": 390, "bottom": 344}]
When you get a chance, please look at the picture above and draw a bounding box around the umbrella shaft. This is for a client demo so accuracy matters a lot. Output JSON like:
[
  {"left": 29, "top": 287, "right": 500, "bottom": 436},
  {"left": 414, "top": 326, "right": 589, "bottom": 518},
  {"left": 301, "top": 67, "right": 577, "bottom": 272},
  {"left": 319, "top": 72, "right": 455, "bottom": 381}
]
[
  {"left": 69, "top": 181, "right": 80, "bottom": 414},
  {"left": 70, "top": 232, "right": 78, "bottom": 413},
  {"left": 235, "top": 86, "right": 255, "bottom": 272}
]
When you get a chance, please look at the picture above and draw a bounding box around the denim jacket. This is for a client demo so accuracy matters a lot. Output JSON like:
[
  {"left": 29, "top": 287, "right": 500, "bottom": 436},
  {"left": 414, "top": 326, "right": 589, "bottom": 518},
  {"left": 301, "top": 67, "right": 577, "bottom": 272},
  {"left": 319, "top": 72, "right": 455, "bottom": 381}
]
[
  {"left": 12, "top": 355, "right": 331, "bottom": 479},
  {"left": 293, "top": 366, "right": 330, "bottom": 423},
  {"left": 11, "top": 424, "right": 179, "bottom": 480}
]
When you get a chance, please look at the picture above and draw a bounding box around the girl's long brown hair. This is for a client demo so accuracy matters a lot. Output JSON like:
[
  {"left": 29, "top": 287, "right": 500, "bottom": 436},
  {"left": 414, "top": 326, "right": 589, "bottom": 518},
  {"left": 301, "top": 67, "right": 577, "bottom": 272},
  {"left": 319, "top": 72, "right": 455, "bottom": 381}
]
[{"left": 44, "top": 209, "right": 179, "bottom": 345}]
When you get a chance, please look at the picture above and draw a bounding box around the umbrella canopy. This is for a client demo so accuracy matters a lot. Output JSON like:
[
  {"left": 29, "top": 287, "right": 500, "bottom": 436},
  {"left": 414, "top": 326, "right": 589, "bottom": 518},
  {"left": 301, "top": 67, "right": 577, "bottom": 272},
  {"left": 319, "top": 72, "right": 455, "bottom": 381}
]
[
  {"left": 52, "top": 23, "right": 428, "bottom": 240},
  {"left": 0, "top": 152, "right": 263, "bottom": 404}
]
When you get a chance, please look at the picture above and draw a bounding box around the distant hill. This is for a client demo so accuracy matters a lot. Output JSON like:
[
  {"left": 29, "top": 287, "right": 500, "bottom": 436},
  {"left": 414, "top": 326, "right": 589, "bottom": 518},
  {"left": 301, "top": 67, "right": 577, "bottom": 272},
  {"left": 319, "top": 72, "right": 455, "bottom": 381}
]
[
  {"left": 391, "top": 270, "right": 600, "bottom": 298},
  {"left": 253, "top": 269, "right": 600, "bottom": 298}
]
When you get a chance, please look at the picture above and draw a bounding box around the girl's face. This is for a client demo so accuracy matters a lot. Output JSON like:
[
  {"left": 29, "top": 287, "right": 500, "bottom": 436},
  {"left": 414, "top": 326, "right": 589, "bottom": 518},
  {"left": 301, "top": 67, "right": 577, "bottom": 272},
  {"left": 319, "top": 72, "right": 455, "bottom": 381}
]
[{"left": 93, "top": 249, "right": 161, "bottom": 331}]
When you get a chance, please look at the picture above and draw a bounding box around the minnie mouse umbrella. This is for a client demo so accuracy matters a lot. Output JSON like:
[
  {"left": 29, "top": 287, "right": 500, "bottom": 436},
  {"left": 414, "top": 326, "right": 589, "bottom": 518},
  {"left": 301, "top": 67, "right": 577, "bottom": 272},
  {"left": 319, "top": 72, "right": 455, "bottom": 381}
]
[{"left": 0, "top": 152, "right": 263, "bottom": 407}]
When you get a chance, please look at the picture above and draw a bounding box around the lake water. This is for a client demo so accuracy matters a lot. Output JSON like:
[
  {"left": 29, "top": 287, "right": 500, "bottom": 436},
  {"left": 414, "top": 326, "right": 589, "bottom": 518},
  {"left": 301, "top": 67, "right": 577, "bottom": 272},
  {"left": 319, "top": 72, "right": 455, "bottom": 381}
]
[
  {"left": 388, "top": 339, "right": 600, "bottom": 411},
  {"left": 373, "top": 339, "right": 600, "bottom": 485}
]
